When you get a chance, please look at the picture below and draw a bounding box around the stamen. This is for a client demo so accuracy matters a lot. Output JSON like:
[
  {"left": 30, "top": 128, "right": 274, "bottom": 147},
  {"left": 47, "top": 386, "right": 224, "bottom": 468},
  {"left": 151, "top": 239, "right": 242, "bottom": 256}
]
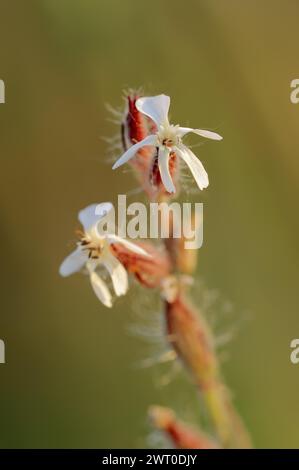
[
  {"left": 78, "top": 232, "right": 103, "bottom": 260},
  {"left": 162, "top": 138, "right": 173, "bottom": 147}
]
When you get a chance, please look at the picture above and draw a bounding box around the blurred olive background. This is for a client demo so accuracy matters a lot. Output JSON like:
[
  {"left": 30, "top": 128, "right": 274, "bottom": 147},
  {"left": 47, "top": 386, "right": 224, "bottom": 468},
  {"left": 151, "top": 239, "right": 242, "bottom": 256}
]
[{"left": 0, "top": 0, "right": 298, "bottom": 448}]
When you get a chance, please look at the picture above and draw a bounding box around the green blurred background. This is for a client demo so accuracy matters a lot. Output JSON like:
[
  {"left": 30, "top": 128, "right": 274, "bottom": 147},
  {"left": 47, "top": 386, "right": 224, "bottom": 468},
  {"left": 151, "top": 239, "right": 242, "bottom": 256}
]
[{"left": 0, "top": 0, "right": 298, "bottom": 448}]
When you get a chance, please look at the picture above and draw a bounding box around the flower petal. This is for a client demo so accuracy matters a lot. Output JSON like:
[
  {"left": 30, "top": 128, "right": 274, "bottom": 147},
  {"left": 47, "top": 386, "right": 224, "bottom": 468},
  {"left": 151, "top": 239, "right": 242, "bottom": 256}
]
[
  {"left": 59, "top": 248, "right": 88, "bottom": 277},
  {"left": 178, "top": 127, "right": 223, "bottom": 141},
  {"left": 79, "top": 202, "right": 113, "bottom": 231},
  {"left": 89, "top": 271, "right": 113, "bottom": 307},
  {"left": 107, "top": 234, "right": 151, "bottom": 257},
  {"left": 112, "top": 134, "right": 157, "bottom": 170},
  {"left": 158, "top": 146, "right": 176, "bottom": 194},
  {"left": 103, "top": 252, "right": 128, "bottom": 297},
  {"left": 176, "top": 145, "right": 209, "bottom": 190},
  {"left": 136, "top": 95, "right": 170, "bottom": 127}
]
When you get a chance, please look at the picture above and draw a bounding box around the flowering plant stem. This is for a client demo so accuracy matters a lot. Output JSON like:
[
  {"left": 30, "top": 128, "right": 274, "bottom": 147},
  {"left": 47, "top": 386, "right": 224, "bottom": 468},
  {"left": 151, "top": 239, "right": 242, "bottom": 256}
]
[{"left": 119, "top": 91, "right": 251, "bottom": 449}]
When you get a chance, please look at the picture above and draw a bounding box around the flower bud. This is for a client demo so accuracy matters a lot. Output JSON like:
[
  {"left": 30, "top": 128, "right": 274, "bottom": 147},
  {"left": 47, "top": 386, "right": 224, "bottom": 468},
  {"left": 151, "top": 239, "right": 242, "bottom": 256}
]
[
  {"left": 110, "top": 241, "right": 171, "bottom": 288},
  {"left": 149, "top": 405, "right": 218, "bottom": 449},
  {"left": 165, "top": 294, "right": 251, "bottom": 447},
  {"left": 164, "top": 211, "right": 198, "bottom": 274},
  {"left": 165, "top": 294, "right": 230, "bottom": 443},
  {"left": 165, "top": 295, "right": 218, "bottom": 389},
  {"left": 122, "top": 94, "right": 156, "bottom": 199}
]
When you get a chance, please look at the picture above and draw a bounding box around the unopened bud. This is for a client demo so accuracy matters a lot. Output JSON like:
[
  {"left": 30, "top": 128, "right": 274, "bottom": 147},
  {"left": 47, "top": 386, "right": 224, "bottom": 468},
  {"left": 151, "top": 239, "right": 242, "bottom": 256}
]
[
  {"left": 165, "top": 295, "right": 218, "bottom": 388},
  {"left": 165, "top": 295, "right": 251, "bottom": 447},
  {"left": 149, "top": 405, "right": 219, "bottom": 449},
  {"left": 111, "top": 241, "right": 171, "bottom": 288},
  {"left": 164, "top": 212, "right": 199, "bottom": 274}
]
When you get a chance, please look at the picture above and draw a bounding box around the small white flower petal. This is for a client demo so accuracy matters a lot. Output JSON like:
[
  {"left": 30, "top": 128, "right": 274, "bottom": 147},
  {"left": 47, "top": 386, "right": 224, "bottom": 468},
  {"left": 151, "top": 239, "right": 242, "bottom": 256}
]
[
  {"left": 158, "top": 146, "right": 176, "bottom": 194},
  {"left": 178, "top": 127, "right": 222, "bottom": 141},
  {"left": 107, "top": 234, "right": 151, "bottom": 257},
  {"left": 176, "top": 145, "right": 209, "bottom": 190},
  {"left": 192, "top": 129, "right": 223, "bottom": 140},
  {"left": 89, "top": 271, "right": 113, "bottom": 307},
  {"left": 112, "top": 134, "right": 157, "bottom": 170},
  {"left": 79, "top": 202, "right": 113, "bottom": 231},
  {"left": 103, "top": 253, "right": 128, "bottom": 297},
  {"left": 177, "top": 127, "right": 194, "bottom": 137},
  {"left": 59, "top": 248, "right": 88, "bottom": 277},
  {"left": 136, "top": 95, "right": 170, "bottom": 127}
]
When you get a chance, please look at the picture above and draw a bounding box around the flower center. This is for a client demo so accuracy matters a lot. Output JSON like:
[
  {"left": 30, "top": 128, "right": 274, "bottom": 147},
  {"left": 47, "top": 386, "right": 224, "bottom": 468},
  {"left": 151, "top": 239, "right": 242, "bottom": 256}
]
[
  {"left": 77, "top": 231, "right": 105, "bottom": 260},
  {"left": 158, "top": 124, "right": 180, "bottom": 148},
  {"left": 163, "top": 138, "right": 176, "bottom": 147}
]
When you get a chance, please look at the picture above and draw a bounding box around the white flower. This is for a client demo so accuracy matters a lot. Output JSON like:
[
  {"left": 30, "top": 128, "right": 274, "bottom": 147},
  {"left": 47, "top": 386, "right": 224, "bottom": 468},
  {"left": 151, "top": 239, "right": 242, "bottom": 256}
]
[
  {"left": 59, "top": 202, "right": 149, "bottom": 308},
  {"left": 112, "top": 94, "right": 222, "bottom": 193}
]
